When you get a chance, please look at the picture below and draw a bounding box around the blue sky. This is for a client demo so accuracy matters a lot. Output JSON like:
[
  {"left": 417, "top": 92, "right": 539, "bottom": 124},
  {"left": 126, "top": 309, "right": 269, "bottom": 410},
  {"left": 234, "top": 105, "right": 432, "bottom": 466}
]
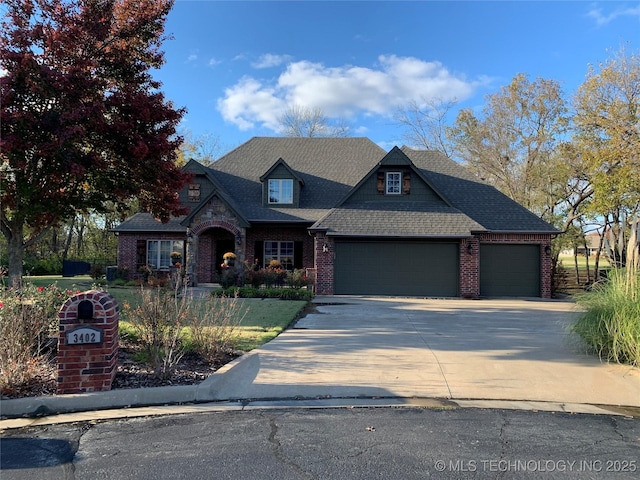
[{"left": 156, "top": 1, "right": 640, "bottom": 153}]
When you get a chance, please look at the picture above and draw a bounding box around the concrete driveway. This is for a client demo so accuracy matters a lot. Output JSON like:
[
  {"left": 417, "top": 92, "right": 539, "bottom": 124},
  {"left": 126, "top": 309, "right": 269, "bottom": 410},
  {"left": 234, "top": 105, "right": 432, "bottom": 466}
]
[{"left": 202, "top": 297, "right": 640, "bottom": 407}]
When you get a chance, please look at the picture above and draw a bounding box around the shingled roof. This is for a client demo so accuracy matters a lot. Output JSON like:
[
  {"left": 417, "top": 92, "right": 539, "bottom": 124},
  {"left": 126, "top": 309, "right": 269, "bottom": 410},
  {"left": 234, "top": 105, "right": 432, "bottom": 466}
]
[
  {"left": 114, "top": 137, "right": 558, "bottom": 236},
  {"left": 310, "top": 146, "right": 558, "bottom": 237},
  {"left": 208, "top": 137, "right": 386, "bottom": 222},
  {"left": 403, "top": 148, "right": 558, "bottom": 234}
]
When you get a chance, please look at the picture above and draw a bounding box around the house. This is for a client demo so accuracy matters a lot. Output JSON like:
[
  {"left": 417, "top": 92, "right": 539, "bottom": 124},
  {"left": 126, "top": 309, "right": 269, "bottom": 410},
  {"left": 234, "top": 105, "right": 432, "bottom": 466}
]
[
  {"left": 560, "top": 232, "right": 602, "bottom": 257},
  {"left": 114, "top": 137, "right": 559, "bottom": 298}
]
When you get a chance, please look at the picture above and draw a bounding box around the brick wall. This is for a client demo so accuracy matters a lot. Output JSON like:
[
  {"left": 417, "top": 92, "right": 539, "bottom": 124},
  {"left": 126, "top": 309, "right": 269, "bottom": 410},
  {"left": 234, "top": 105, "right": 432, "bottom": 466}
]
[
  {"left": 314, "top": 232, "right": 334, "bottom": 295},
  {"left": 245, "top": 225, "right": 314, "bottom": 268},
  {"left": 460, "top": 238, "right": 480, "bottom": 298},
  {"left": 117, "top": 232, "right": 185, "bottom": 280}
]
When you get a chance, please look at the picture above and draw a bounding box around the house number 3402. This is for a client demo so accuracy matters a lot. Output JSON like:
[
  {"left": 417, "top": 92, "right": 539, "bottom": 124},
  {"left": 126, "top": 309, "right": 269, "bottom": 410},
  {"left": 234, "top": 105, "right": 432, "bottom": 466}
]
[
  {"left": 66, "top": 327, "right": 102, "bottom": 345},
  {"left": 72, "top": 332, "right": 97, "bottom": 343}
]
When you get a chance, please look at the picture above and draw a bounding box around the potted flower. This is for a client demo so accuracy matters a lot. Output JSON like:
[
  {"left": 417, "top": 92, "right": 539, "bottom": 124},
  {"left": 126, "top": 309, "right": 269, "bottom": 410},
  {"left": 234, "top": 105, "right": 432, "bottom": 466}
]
[
  {"left": 170, "top": 251, "right": 182, "bottom": 265},
  {"left": 223, "top": 252, "right": 236, "bottom": 266}
]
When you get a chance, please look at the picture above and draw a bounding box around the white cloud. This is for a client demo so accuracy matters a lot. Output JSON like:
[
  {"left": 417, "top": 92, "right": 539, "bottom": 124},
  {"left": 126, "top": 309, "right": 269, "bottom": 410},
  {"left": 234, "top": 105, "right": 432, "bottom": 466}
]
[
  {"left": 217, "top": 76, "right": 285, "bottom": 130},
  {"left": 187, "top": 53, "right": 198, "bottom": 62},
  {"left": 208, "top": 57, "right": 222, "bottom": 67},
  {"left": 587, "top": 3, "right": 640, "bottom": 26},
  {"left": 218, "top": 55, "right": 487, "bottom": 132},
  {"left": 251, "top": 53, "right": 292, "bottom": 69}
]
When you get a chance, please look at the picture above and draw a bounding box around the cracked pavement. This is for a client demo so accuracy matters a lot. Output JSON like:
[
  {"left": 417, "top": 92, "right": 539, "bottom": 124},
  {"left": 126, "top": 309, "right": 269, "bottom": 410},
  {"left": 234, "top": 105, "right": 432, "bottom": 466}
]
[{"left": 2, "top": 407, "right": 639, "bottom": 479}]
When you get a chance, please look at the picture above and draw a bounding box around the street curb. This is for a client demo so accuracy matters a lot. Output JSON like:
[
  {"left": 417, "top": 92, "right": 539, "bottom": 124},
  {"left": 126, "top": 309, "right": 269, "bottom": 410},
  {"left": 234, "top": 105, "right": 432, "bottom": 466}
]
[
  {"left": 0, "top": 349, "right": 261, "bottom": 420},
  {"left": 1, "top": 397, "right": 634, "bottom": 432}
]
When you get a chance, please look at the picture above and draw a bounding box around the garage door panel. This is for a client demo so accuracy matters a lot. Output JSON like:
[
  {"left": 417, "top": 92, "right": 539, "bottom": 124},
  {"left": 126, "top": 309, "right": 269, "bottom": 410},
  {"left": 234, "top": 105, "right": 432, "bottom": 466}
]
[
  {"left": 334, "top": 241, "right": 458, "bottom": 296},
  {"left": 480, "top": 244, "right": 540, "bottom": 297}
]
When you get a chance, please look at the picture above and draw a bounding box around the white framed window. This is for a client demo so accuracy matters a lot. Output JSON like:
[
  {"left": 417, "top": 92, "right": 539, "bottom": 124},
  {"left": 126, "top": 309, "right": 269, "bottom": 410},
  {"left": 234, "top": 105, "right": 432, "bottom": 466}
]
[
  {"left": 386, "top": 172, "right": 401, "bottom": 194},
  {"left": 147, "top": 240, "right": 184, "bottom": 269},
  {"left": 264, "top": 241, "right": 294, "bottom": 270},
  {"left": 268, "top": 179, "right": 293, "bottom": 204}
]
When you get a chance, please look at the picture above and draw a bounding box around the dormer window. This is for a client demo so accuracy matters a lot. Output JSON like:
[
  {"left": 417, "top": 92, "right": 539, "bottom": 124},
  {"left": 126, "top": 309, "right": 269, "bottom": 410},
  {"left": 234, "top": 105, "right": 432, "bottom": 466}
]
[
  {"left": 386, "top": 172, "right": 401, "bottom": 195},
  {"left": 268, "top": 179, "right": 293, "bottom": 204}
]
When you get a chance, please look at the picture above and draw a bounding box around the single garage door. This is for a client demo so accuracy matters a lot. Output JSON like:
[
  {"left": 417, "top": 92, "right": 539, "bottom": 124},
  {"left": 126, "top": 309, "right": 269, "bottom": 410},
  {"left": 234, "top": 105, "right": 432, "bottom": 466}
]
[
  {"left": 334, "top": 240, "right": 459, "bottom": 296},
  {"left": 480, "top": 244, "right": 540, "bottom": 297}
]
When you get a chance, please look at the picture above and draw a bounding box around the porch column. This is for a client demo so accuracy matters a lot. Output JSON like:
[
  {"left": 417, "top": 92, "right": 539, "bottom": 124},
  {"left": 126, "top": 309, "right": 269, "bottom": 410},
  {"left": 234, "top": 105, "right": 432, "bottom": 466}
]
[{"left": 186, "top": 230, "right": 198, "bottom": 286}]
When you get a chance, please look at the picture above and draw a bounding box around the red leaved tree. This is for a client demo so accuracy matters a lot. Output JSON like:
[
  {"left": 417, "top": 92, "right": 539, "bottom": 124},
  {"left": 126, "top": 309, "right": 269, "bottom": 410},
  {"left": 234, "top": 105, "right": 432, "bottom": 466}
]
[{"left": 1, "top": 0, "right": 190, "bottom": 286}]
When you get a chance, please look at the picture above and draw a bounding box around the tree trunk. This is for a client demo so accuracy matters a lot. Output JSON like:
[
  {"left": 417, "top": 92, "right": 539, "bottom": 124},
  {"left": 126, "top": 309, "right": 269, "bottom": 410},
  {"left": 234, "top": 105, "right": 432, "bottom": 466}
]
[
  {"left": 62, "top": 216, "right": 76, "bottom": 261},
  {"left": 7, "top": 228, "right": 24, "bottom": 288},
  {"left": 583, "top": 237, "right": 591, "bottom": 284}
]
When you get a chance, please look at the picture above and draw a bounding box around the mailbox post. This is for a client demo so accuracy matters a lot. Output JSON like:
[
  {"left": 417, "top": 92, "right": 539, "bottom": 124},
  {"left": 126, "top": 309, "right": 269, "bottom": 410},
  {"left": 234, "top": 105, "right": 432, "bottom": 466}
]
[{"left": 57, "top": 290, "right": 119, "bottom": 394}]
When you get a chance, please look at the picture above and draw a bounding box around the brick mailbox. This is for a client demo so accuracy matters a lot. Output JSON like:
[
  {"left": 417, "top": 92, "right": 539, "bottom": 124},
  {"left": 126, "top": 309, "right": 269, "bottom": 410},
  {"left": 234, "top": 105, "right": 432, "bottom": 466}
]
[{"left": 57, "top": 290, "right": 119, "bottom": 394}]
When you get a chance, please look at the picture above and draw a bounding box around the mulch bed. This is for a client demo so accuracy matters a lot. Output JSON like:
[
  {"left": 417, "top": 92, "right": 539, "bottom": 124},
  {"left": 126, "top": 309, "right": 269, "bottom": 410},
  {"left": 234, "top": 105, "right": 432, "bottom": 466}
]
[{"left": 0, "top": 342, "right": 240, "bottom": 400}]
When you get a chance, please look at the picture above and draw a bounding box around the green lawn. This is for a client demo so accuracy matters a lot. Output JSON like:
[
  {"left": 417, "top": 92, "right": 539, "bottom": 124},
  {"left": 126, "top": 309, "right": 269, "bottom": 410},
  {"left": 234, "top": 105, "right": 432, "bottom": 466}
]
[{"left": 23, "top": 275, "right": 308, "bottom": 352}]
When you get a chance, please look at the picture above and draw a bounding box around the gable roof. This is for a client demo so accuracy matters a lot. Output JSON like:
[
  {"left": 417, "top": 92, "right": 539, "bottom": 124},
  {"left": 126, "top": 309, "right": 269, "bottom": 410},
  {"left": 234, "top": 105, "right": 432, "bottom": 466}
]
[
  {"left": 310, "top": 146, "right": 557, "bottom": 237},
  {"left": 259, "top": 157, "right": 305, "bottom": 186},
  {"left": 403, "top": 148, "right": 558, "bottom": 234},
  {"left": 207, "top": 137, "right": 386, "bottom": 223},
  {"left": 114, "top": 137, "right": 558, "bottom": 237}
]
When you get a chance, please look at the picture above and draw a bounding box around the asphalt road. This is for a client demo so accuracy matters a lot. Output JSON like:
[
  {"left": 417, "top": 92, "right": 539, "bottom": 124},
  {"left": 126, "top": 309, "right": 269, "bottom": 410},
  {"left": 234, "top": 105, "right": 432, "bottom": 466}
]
[{"left": 2, "top": 407, "right": 639, "bottom": 480}]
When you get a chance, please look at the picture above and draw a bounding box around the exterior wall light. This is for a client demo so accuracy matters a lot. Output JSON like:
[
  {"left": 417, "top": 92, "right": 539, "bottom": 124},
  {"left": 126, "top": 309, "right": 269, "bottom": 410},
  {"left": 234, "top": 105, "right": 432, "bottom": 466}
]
[{"left": 467, "top": 243, "right": 474, "bottom": 255}]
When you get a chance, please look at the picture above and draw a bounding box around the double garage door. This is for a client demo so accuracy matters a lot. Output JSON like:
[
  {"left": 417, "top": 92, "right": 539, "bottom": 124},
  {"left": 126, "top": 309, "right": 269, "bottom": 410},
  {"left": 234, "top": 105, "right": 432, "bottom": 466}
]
[
  {"left": 334, "top": 240, "right": 459, "bottom": 296},
  {"left": 334, "top": 240, "right": 541, "bottom": 297}
]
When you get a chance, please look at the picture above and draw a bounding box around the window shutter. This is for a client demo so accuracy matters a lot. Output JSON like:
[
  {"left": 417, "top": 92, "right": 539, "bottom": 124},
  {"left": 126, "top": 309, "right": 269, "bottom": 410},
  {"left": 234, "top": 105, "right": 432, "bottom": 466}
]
[
  {"left": 294, "top": 241, "right": 303, "bottom": 269},
  {"left": 254, "top": 241, "right": 264, "bottom": 268},
  {"left": 377, "top": 172, "right": 385, "bottom": 194},
  {"left": 136, "top": 240, "right": 147, "bottom": 268},
  {"left": 403, "top": 172, "right": 411, "bottom": 195}
]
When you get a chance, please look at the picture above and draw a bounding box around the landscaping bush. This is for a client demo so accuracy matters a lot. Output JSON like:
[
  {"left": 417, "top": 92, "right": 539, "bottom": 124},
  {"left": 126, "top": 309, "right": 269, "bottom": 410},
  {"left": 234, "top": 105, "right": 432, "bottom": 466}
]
[
  {"left": 24, "top": 256, "right": 63, "bottom": 276},
  {"left": 572, "top": 268, "right": 640, "bottom": 366},
  {"left": 188, "top": 293, "right": 246, "bottom": 363},
  {"left": 89, "top": 264, "right": 105, "bottom": 280},
  {"left": 0, "top": 283, "right": 71, "bottom": 394},
  {"left": 216, "top": 286, "right": 314, "bottom": 301},
  {"left": 121, "top": 287, "right": 188, "bottom": 379},
  {"left": 286, "top": 269, "right": 314, "bottom": 289}
]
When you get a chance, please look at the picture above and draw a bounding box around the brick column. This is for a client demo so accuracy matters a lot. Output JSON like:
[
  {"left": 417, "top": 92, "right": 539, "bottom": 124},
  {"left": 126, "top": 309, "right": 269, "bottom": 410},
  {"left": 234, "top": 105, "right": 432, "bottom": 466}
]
[
  {"left": 460, "top": 238, "right": 480, "bottom": 298},
  {"left": 57, "top": 290, "right": 119, "bottom": 394},
  {"left": 314, "top": 232, "right": 334, "bottom": 295}
]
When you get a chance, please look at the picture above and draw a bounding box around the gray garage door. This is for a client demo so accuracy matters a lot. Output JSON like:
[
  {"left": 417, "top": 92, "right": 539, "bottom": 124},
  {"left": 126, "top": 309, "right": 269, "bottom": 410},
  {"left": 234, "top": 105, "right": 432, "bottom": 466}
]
[
  {"left": 334, "top": 240, "right": 459, "bottom": 296},
  {"left": 480, "top": 244, "right": 540, "bottom": 297}
]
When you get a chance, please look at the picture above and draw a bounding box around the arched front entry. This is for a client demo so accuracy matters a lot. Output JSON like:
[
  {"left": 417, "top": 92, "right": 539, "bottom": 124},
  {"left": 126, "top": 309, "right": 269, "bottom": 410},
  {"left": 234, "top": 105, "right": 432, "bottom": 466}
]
[{"left": 187, "top": 220, "right": 244, "bottom": 285}]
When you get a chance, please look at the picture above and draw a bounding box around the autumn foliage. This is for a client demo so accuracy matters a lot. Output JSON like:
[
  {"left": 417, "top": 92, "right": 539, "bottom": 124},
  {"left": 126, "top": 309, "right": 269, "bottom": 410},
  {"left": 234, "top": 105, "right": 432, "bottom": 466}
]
[{"left": 0, "top": 0, "right": 190, "bottom": 284}]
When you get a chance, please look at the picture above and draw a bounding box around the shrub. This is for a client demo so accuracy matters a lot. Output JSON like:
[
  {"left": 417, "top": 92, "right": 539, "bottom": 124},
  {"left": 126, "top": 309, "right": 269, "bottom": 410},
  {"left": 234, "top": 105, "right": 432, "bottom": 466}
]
[
  {"left": 286, "top": 269, "right": 314, "bottom": 289},
  {"left": 219, "top": 267, "right": 239, "bottom": 288},
  {"left": 121, "top": 287, "right": 189, "bottom": 379},
  {"left": 0, "top": 284, "right": 69, "bottom": 394},
  {"left": 90, "top": 264, "right": 105, "bottom": 280},
  {"left": 573, "top": 268, "right": 640, "bottom": 366},
  {"left": 243, "top": 260, "right": 264, "bottom": 288},
  {"left": 188, "top": 293, "right": 246, "bottom": 363},
  {"left": 215, "top": 286, "right": 314, "bottom": 301},
  {"left": 24, "top": 256, "right": 63, "bottom": 276}
]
